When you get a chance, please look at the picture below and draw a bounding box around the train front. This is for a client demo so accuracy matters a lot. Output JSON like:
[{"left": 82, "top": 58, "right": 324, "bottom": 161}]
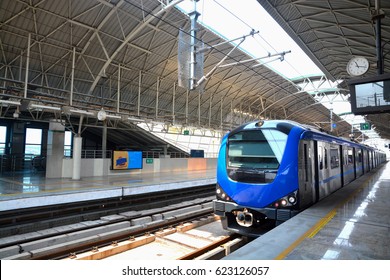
[{"left": 213, "top": 120, "right": 302, "bottom": 236}]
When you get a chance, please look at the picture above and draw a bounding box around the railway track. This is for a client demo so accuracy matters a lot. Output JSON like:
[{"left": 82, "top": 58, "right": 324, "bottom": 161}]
[
  {"left": 0, "top": 199, "right": 250, "bottom": 260},
  {"left": 65, "top": 217, "right": 248, "bottom": 260},
  {"left": 0, "top": 194, "right": 232, "bottom": 260},
  {"left": 0, "top": 184, "right": 215, "bottom": 238},
  {"left": 0, "top": 183, "right": 254, "bottom": 260}
]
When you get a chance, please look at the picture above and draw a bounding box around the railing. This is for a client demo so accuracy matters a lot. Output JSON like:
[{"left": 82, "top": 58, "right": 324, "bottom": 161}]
[
  {"left": 66, "top": 150, "right": 217, "bottom": 159},
  {"left": 80, "top": 150, "right": 112, "bottom": 159},
  {"left": 66, "top": 150, "right": 190, "bottom": 159}
]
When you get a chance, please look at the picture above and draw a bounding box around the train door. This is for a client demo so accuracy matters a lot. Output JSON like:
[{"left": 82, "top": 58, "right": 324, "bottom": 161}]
[
  {"left": 362, "top": 149, "right": 365, "bottom": 173},
  {"left": 329, "top": 144, "right": 342, "bottom": 192},
  {"left": 298, "top": 140, "right": 316, "bottom": 207},
  {"left": 339, "top": 145, "right": 344, "bottom": 187},
  {"left": 352, "top": 147, "right": 357, "bottom": 179},
  {"left": 344, "top": 146, "right": 355, "bottom": 185},
  {"left": 317, "top": 141, "right": 330, "bottom": 200},
  {"left": 370, "top": 151, "right": 374, "bottom": 169},
  {"left": 356, "top": 148, "right": 363, "bottom": 177},
  {"left": 366, "top": 150, "right": 370, "bottom": 172}
]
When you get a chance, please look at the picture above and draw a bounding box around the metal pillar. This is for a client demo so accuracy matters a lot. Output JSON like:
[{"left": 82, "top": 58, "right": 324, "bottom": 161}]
[
  {"left": 72, "top": 136, "right": 82, "bottom": 180},
  {"left": 70, "top": 47, "right": 75, "bottom": 106},
  {"left": 189, "top": 0, "right": 200, "bottom": 90},
  {"left": 117, "top": 64, "right": 121, "bottom": 113},
  {"left": 24, "top": 33, "right": 31, "bottom": 99},
  {"left": 102, "top": 122, "right": 107, "bottom": 159},
  {"left": 375, "top": 0, "right": 384, "bottom": 74},
  {"left": 138, "top": 71, "right": 142, "bottom": 116}
]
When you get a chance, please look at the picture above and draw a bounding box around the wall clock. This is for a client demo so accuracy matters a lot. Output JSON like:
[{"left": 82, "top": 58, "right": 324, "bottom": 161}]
[{"left": 346, "top": 56, "right": 369, "bottom": 76}]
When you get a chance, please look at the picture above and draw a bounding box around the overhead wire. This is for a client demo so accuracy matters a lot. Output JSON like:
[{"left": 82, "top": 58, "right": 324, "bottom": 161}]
[{"left": 200, "top": 0, "right": 330, "bottom": 120}]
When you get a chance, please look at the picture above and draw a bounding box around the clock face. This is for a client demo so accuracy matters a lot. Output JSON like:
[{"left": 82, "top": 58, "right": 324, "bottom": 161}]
[
  {"left": 346, "top": 56, "right": 369, "bottom": 76},
  {"left": 97, "top": 108, "right": 107, "bottom": 121}
]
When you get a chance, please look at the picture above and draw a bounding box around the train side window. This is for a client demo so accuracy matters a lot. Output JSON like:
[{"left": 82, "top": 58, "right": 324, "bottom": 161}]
[
  {"left": 324, "top": 148, "right": 328, "bottom": 169},
  {"left": 330, "top": 148, "right": 339, "bottom": 169},
  {"left": 344, "top": 149, "right": 348, "bottom": 165},
  {"left": 348, "top": 148, "right": 354, "bottom": 164},
  {"left": 357, "top": 149, "right": 362, "bottom": 163},
  {"left": 304, "top": 144, "right": 308, "bottom": 182},
  {"left": 319, "top": 146, "right": 323, "bottom": 170}
]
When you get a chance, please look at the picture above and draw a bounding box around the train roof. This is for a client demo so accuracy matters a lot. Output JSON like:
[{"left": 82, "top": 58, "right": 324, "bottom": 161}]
[{"left": 229, "top": 119, "right": 383, "bottom": 152}]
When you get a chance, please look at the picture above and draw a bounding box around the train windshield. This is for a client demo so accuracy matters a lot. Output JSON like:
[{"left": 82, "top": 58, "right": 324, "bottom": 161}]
[{"left": 227, "top": 129, "right": 287, "bottom": 170}]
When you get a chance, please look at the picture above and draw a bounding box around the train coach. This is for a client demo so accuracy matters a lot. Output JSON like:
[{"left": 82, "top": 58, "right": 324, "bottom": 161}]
[{"left": 213, "top": 120, "right": 386, "bottom": 236}]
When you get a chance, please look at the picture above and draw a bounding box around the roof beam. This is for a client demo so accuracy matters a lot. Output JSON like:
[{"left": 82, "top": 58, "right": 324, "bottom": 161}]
[{"left": 88, "top": 0, "right": 185, "bottom": 95}]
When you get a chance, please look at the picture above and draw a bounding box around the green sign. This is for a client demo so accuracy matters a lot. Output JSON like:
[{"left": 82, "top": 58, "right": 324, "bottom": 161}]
[
  {"left": 146, "top": 158, "right": 153, "bottom": 164},
  {"left": 360, "top": 123, "right": 371, "bottom": 130},
  {"left": 183, "top": 130, "right": 190, "bottom": 135}
]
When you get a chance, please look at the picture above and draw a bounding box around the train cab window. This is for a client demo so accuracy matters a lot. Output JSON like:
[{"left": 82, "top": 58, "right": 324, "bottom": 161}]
[
  {"left": 227, "top": 129, "right": 287, "bottom": 169},
  {"left": 227, "top": 129, "right": 288, "bottom": 183}
]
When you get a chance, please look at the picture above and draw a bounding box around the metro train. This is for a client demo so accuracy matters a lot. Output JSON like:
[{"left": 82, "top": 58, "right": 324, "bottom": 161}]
[{"left": 213, "top": 120, "right": 387, "bottom": 236}]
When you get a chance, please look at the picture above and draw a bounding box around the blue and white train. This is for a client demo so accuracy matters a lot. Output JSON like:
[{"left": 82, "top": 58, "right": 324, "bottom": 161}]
[{"left": 213, "top": 120, "right": 386, "bottom": 236}]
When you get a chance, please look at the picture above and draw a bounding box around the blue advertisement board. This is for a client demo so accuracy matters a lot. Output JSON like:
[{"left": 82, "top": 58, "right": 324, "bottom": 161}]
[{"left": 112, "top": 150, "right": 143, "bottom": 170}]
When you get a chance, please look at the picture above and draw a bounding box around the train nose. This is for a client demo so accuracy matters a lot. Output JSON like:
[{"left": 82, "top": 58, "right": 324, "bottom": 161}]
[{"left": 235, "top": 209, "right": 253, "bottom": 227}]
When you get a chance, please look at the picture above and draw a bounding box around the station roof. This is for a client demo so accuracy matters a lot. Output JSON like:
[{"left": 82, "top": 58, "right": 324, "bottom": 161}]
[
  {"left": 0, "top": 0, "right": 389, "bottom": 146},
  {"left": 259, "top": 0, "right": 390, "bottom": 140}
]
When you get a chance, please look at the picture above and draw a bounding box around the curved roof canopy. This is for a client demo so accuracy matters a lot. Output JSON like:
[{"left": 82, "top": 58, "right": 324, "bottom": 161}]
[
  {"left": 259, "top": 0, "right": 390, "bottom": 140},
  {"left": 1, "top": 0, "right": 387, "bottom": 143}
]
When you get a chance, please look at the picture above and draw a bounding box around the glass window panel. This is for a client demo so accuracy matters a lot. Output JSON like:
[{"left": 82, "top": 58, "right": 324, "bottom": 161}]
[
  {"left": 26, "top": 128, "right": 42, "bottom": 144},
  {"left": 25, "top": 144, "right": 41, "bottom": 155},
  {"left": 0, "top": 126, "right": 6, "bottom": 142}
]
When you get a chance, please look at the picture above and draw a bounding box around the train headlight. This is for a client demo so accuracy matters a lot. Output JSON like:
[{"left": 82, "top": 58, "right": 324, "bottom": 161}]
[
  {"left": 270, "top": 191, "right": 298, "bottom": 208},
  {"left": 216, "top": 184, "right": 233, "bottom": 202},
  {"left": 288, "top": 196, "right": 297, "bottom": 204}
]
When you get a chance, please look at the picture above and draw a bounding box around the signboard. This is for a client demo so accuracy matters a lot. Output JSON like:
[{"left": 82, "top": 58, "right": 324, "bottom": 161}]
[
  {"left": 112, "top": 151, "right": 143, "bottom": 170},
  {"left": 360, "top": 123, "right": 371, "bottom": 130},
  {"left": 190, "top": 149, "right": 204, "bottom": 158},
  {"left": 146, "top": 158, "right": 154, "bottom": 164}
]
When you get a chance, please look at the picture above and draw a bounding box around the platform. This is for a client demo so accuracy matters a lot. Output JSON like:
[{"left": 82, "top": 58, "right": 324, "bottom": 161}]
[
  {"left": 0, "top": 169, "right": 217, "bottom": 212},
  {"left": 224, "top": 161, "right": 390, "bottom": 260}
]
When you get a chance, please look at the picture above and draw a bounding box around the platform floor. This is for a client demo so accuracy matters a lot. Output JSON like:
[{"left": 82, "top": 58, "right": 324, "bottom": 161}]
[
  {"left": 225, "top": 161, "right": 390, "bottom": 260},
  {"left": 0, "top": 169, "right": 217, "bottom": 212}
]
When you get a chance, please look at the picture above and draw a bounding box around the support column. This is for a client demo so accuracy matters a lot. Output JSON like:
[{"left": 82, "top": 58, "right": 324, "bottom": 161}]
[
  {"left": 101, "top": 122, "right": 109, "bottom": 176},
  {"left": 46, "top": 120, "right": 65, "bottom": 178},
  {"left": 24, "top": 33, "right": 31, "bottom": 99},
  {"left": 72, "top": 136, "right": 82, "bottom": 180}
]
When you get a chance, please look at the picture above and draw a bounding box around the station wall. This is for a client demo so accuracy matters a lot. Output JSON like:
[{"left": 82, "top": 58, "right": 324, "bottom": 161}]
[{"left": 61, "top": 157, "right": 217, "bottom": 178}]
